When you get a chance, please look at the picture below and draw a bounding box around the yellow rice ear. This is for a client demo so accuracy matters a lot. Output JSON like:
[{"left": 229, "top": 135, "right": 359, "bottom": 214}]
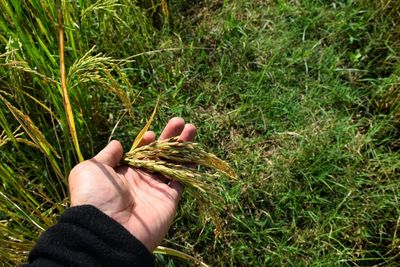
[{"left": 124, "top": 137, "right": 237, "bottom": 235}]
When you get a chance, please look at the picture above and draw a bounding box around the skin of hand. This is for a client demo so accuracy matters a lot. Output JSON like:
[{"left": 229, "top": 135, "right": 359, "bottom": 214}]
[{"left": 68, "top": 117, "right": 196, "bottom": 252}]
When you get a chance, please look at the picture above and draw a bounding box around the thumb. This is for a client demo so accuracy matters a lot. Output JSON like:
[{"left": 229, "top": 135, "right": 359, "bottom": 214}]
[{"left": 92, "top": 140, "right": 124, "bottom": 168}]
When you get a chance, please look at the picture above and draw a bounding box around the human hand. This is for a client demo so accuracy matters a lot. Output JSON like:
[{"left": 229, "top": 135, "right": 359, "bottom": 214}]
[{"left": 68, "top": 117, "right": 196, "bottom": 251}]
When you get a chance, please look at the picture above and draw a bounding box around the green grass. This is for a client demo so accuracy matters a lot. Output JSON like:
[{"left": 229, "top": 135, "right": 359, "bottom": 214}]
[{"left": 1, "top": 0, "right": 399, "bottom": 266}]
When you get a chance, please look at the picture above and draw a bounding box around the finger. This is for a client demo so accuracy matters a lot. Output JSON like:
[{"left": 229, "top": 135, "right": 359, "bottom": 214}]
[
  {"left": 93, "top": 140, "right": 123, "bottom": 168},
  {"left": 173, "top": 123, "right": 197, "bottom": 195},
  {"left": 158, "top": 117, "right": 185, "bottom": 140},
  {"left": 169, "top": 180, "right": 184, "bottom": 199},
  {"left": 178, "top": 123, "right": 196, "bottom": 142},
  {"left": 179, "top": 124, "right": 196, "bottom": 168},
  {"left": 136, "top": 131, "right": 155, "bottom": 147}
]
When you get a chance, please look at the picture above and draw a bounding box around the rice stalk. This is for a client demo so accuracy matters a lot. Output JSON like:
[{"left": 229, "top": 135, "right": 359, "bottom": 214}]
[
  {"left": 154, "top": 246, "right": 209, "bottom": 267},
  {"left": 0, "top": 126, "right": 38, "bottom": 149},
  {"left": 81, "top": 0, "right": 122, "bottom": 20},
  {"left": 0, "top": 1, "right": 160, "bottom": 264},
  {"left": 0, "top": 191, "right": 45, "bottom": 232},
  {"left": 0, "top": 94, "right": 64, "bottom": 183},
  {"left": 66, "top": 46, "right": 135, "bottom": 117},
  {"left": 160, "top": 0, "right": 170, "bottom": 21},
  {"left": 0, "top": 49, "right": 57, "bottom": 84},
  {"left": 0, "top": 127, "right": 20, "bottom": 148},
  {"left": 126, "top": 137, "right": 237, "bottom": 179},
  {"left": 81, "top": 0, "right": 129, "bottom": 28},
  {"left": 59, "top": 10, "right": 84, "bottom": 163},
  {"left": 0, "top": 160, "right": 61, "bottom": 264},
  {"left": 124, "top": 136, "right": 237, "bottom": 234}
]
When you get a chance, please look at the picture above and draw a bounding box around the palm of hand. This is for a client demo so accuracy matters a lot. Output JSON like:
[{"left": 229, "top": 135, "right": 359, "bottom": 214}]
[{"left": 68, "top": 118, "right": 195, "bottom": 251}]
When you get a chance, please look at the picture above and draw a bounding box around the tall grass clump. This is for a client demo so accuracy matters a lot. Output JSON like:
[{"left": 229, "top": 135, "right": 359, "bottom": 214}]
[{"left": 0, "top": 0, "right": 177, "bottom": 265}]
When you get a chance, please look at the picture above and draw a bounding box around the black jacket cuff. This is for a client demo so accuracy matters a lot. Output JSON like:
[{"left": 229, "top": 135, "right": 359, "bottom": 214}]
[{"left": 26, "top": 205, "right": 155, "bottom": 267}]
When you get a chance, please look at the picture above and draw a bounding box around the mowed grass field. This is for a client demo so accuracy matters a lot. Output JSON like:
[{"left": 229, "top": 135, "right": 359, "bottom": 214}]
[{"left": 0, "top": 0, "right": 399, "bottom": 266}]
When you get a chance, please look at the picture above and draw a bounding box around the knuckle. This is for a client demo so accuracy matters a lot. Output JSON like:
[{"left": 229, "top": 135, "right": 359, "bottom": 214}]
[{"left": 69, "top": 161, "right": 92, "bottom": 181}]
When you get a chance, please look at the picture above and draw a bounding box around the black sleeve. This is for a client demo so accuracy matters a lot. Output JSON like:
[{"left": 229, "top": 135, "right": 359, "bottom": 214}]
[{"left": 23, "top": 205, "right": 155, "bottom": 267}]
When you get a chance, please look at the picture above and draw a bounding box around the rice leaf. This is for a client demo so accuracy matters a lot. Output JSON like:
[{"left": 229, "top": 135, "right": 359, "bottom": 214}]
[
  {"left": 59, "top": 9, "right": 84, "bottom": 163},
  {"left": 130, "top": 97, "right": 159, "bottom": 150}
]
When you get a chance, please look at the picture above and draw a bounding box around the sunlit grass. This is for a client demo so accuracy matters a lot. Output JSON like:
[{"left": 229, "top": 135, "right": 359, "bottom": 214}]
[{"left": 1, "top": 0, "right": 400, "bottom": 266}]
